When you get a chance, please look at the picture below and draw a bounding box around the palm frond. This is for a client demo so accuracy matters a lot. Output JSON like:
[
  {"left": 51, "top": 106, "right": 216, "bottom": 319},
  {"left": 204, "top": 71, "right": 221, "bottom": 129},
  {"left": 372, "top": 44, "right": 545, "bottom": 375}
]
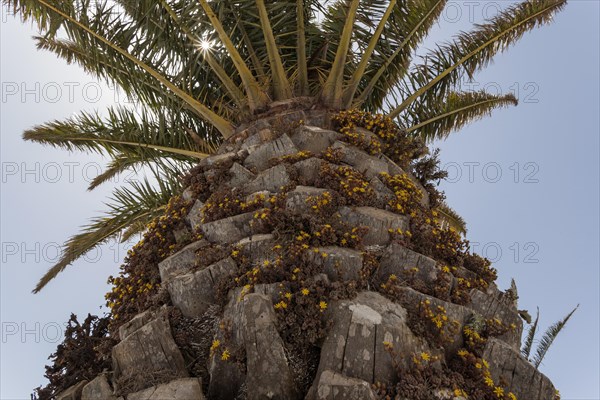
[
  {"left": 32, "top": 173, "right": 181, "bottom": 293},
  {"left": 405, "top": 91, "right": 518, "bottom": 141},
  {"left": 342, "top": 0, "right": 397, "bottom": 108},
  {"left": 390, "top": 0, "right": 566, "bottom": 118},
  {"left": 88, "top": 156, "right": 194, "bottom": 192},
  {"left": 522, "top": 307, "right": 540, "bottom": 359},
  {"left": 197, "top": 0, "right": 269, "bottom": 111},
  {"left": 256, "top": 0, "right": 292, "bottom": 100},
  {"left": 120, "top": 220, "right": 149, "bottom": 244},
  {"left": 2, "top": 0, "right": 64, "bottom": 34},
  {"left": 153, "top": 0, "right": 247, "bottom": 109},
  {"left": 532, "top": 305, "right": 578, "bottom": 368},
  {"left": 296, "top": 0, "right": 309, "bottom": 95},
  {"left": 236, "top": 14, "right": 268, "bottom": 79},
  {"left": 32, "top": 0, "right": 235, "bottom": 136},
  {"left": 355, "top": 0, "right": 447, "bottom": 110},
  {"left": 22, "top": 107, "right": 215, "bottom": 160},
  {"left": 320, "top": 0, "right": 360, "bottom": 108},
  {"left": 436, "top": 203, "right": 467, "bottom": 235}
]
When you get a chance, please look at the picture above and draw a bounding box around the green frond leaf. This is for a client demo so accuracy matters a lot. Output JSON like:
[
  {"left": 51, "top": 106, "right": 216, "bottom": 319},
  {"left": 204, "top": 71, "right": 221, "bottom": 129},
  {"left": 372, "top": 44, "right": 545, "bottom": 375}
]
[
  {"left": 532, "top": 305, "right": 579, "bottom": 368},
  {"left": 343, "top": 0, "right": 397, "bottom": 107},
  {"left": 355, "top": 0, "right": 447, "bottom": 110},
  {"left": 32, "top": 0, "right": 235, "bottom": 137},
  {"left": 296, "top": 0, "right": 309, "bottom": 95},
  {"left": 390, "top": 0, "right": 566, "bottom": 118},
  {"left": 22, "top": 107, "right": 214, "bottom": 160},
  {"left": 320, "top": 0, "right": 360, "bottom": 108},
  {"left": 87, "top": 156, "right": 194, "bottom": 192},
  {"left": 255, "top": 0, "right": 292, "bottom": 100},
  {"left": 436, "top": 203, "right": 467, "bottom": 235},
  {"left": 522, "top": 307, "right": 540, "bottom": 359},
  {"left": 406, "top": 91, "right": 518, "bottom": 141},
  {"left": 197, "top": 0, "right": 269, "bottom": 111},
  {"left": 155, "top": 0, "right": 247, "bottom": 110},
  {"left": 120, "top": 220, "right": 149, "bottom": 244},
  {"left": 32, "top": 174, "right": 180, "bottom": 293}
]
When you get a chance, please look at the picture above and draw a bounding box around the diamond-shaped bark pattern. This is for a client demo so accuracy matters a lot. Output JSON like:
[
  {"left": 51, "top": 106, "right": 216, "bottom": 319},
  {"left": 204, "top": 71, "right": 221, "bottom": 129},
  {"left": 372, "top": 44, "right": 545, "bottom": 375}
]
[
  {"left": 484, "top": 338, "right": 557, "bottom": 400},
  {"left": 311, "top": 292, "right": 429, "bottom": 388},
  {"left": 376, "top": 243, "right": 449, "bottom": 296},
  {"left": 340, "top": 207, "right": 409, "bottom": 245},
  {"left": 244, "top": 134, "right": 298, "bottom": 172},
  {"left": 167, "top": 257, "right": 237, "bottom": 318},
  {"left": 310, "top": 246, "right": 363, "bottom": 281},
  {"left": 309, "top": 370, "right": 377, "bottom": 400},
  {"left": 332, "top": 141, "right": 389, "bottom": 179},
  {"left": 76, "top": 119, "right": 556, "bottom": 400},
  {"left": 290, "top": 126, "right": 342, "bottom": 154},
  {"left": 244, "top": 164, "right": 291, "bottom": 194},
  {"left": 470, "top": 289, "right": 523, "bottom": 349},
  {"left": 112, "top": 311, "right": 187, "bottom": 388},
  {"left": 285, "top": 186, "right": 330, "bottom": 215},
  {"left": 158, "top": 240, "right": 208, "bottom": 282},
  {"left": 202, "top": 212, "right": 257, "bottom": 244},
  {"left": 127, "top": 378, "right": 205, "bottom": 400}
]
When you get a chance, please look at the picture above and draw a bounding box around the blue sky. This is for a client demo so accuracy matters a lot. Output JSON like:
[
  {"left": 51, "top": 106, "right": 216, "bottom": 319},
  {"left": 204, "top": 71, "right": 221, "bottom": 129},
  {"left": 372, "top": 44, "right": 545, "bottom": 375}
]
[{"left": 1, "top": 2, "right": 598, "bottom": 399}]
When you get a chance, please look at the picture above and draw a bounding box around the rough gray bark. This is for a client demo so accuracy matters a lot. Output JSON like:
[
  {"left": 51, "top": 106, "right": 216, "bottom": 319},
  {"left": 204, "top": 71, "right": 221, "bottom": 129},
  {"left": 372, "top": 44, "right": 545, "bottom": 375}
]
[{"left": 56, "top": 106, "right": 557, "bottom": 400}]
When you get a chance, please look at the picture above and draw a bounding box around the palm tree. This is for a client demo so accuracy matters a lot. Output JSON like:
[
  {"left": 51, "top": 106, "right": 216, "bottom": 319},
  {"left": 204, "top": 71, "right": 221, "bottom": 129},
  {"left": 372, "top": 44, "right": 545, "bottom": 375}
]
[{"left": 8, "top": 0, "right": 567, "bottom": 399}]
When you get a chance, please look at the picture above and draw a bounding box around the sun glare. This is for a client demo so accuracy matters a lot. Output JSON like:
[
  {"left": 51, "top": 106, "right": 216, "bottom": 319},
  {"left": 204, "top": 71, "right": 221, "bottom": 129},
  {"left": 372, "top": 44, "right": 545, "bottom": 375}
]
[{"left": 200, "top": 40, "right": 212, "bottom": 51}]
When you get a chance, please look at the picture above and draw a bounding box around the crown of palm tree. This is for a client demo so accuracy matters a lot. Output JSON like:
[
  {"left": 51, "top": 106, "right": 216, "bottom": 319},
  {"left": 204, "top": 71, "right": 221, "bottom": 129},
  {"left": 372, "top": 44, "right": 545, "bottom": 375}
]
[{"left": 5, "top": 0, "right": 566, "bottom": 292}]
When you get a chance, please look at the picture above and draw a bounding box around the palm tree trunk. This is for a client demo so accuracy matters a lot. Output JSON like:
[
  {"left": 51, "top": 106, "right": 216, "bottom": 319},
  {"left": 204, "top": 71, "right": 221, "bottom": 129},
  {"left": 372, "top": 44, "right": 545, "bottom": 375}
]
[{"left": 54, "top": 104, "right": 559, "bottom": 400}]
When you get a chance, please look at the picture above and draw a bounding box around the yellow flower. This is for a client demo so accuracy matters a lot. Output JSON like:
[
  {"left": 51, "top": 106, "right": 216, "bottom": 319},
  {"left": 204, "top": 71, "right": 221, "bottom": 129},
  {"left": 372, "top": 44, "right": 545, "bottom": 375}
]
[
  {"left": 210, "top": 339, "right": 221, "bottom": 353},
  {"left": 284, "top": 292, "right": 292, "bottom": 300},
  {"left": 484, "top": 377, "right": 494, "bottom": 387},
  {"left": 420, "top": 352, "right": 430, "bottom": 361},
  {"left": 507, "top": 393, "right": 517, "bottom": 400},
  {"left": 274, "top": 301, "right": 288, "bottom": 310},
  {"left": 493, "top": 386, "right": 504, "bottom": 398},
  {"left": 263, "top": 260, "right": 270, "bottom": 267},
  {"left": 319, "top": 301, "right": 328, "bottom": 311},
  {"left": 301, "top": 288, "right": 310, "bottom": 296},
  {"left": 221, "top": 349, "right": 231, "bottom": 361}
]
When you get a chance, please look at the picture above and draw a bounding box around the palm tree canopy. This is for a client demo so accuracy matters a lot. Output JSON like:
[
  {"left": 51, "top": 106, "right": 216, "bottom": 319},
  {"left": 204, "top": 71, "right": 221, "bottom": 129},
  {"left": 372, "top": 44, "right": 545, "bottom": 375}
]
[{"left": 4, "top": 0, "right": 566, "bottom": 292}]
